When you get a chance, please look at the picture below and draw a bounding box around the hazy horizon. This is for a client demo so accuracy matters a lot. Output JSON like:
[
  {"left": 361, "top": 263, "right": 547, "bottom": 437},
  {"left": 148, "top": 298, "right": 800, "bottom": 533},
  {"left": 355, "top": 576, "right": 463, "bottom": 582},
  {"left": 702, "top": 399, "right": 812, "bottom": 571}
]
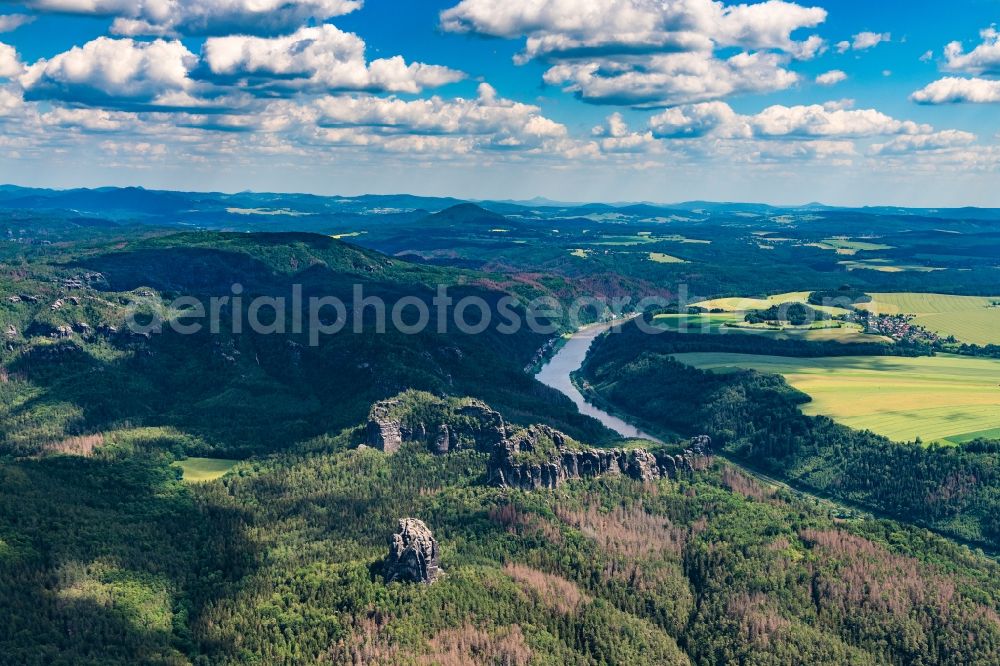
[{"left": 3, "top": 181, "right": 999, "bottom": 211}]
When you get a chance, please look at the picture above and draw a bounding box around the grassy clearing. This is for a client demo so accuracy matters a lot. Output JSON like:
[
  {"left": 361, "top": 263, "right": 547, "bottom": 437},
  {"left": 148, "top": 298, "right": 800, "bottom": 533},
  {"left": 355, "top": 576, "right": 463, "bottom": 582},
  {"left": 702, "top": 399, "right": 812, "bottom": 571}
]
[
  {"left": 173, "top": 457, "right": 239, "bottom": 483},
  {"left": 807, "top": 237, "right": 894, "bottom": 255},
  {"left": 838, "top": 259, "right": 945, "bottom": 273},
  {"left": 673, "top": 352, "right": 1000, "bottom": 443},
  {"left": 648, "top": 253, "right": 687, "bottom": 264},
  {"left": 857, "top": 293, "right": 1000, "bottom": 345}
]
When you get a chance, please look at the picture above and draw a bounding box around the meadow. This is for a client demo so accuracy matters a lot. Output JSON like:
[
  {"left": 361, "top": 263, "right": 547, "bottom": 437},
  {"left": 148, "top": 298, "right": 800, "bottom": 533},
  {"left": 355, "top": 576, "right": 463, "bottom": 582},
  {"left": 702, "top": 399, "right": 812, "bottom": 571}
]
[
  {"left": 856, "top": 293, "right": 1000, "bottom": 344},
  {"left": 172, "top": 457, "right": 239, "bottom": 483},
  {"left": 648, "top": 252, "right": 687, "bottom": 264},
  {"left": 672, "top": 352, "right": 1000, "bottom": 443}
]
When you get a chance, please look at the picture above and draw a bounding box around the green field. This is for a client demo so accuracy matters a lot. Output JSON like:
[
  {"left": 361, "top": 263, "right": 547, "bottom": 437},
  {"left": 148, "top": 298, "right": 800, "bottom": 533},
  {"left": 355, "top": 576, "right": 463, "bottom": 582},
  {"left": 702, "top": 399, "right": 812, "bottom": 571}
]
[
  {"left": 673, "top": 352, "right": 1000, "bottom": 443},
  {"left": 654, "top": 313, "right": 878, "bottom": 343},
  {"left": 654, "top": 313, "right": 741, "bottom": 333},
  {"left": 856, "top": 293, "right": 1000, "bottom": 345},
  {"left": 692, "top": 291, "right": 853, "bottom": 316},
  {"left": 173, "top": 457, "right": 239, "bottom": 483},
  {"left": 838, "top": 259, "right": 945, "bottom": 273},
  {"left": 648, "top": 252, "right": 687, "bottom": 264}
]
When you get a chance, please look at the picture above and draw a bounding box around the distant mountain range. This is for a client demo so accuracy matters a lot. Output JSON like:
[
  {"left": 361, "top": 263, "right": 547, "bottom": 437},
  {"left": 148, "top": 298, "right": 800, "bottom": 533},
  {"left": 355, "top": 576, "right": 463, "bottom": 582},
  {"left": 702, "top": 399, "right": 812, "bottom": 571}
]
[{"left": 2, "top": 184, "right": 1000, "bottom": 222}]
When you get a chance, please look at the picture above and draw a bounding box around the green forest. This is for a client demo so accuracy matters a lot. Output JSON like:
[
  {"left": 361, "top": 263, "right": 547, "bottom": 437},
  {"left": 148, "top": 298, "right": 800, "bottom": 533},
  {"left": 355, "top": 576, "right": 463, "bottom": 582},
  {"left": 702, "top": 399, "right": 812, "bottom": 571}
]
[{"left": 4, "top": 421, "right": 1000, "bottom": 664}]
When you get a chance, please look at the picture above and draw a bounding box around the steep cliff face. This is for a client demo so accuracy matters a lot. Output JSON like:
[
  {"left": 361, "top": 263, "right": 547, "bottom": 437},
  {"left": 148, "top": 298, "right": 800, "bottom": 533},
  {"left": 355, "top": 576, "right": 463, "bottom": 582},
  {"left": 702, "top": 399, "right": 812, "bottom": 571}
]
[
  {"left": 365, "top": 391, "right": 713, "bottom": 491},
  {"left": 366, "top": 391, "right": 507, "bottom": 455},
  {"left": 367, "top": 401, "right": 404, "bottom": 454},
  {"left": 487, "top": 426, "right": 712, "bottom": 491}
]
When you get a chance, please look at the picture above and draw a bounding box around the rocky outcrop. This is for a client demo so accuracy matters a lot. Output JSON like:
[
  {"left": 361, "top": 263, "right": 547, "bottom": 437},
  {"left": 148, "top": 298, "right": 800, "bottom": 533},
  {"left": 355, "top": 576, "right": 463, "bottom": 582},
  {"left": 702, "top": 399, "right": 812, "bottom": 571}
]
[
  {"left": 364, "top": 391, "right": 712, "bottom": 491},
  {"left": 384, "top": 518, "right": 441, "bottom": 584},
  {"left": 367, "top": 400, "right": 404, "bottom": 454},
  {"left": 366, "top": 391, "right": 507, "bottom": 455},
  {"left": 488, "top": 426, "right": 712, "bottom": 491}
]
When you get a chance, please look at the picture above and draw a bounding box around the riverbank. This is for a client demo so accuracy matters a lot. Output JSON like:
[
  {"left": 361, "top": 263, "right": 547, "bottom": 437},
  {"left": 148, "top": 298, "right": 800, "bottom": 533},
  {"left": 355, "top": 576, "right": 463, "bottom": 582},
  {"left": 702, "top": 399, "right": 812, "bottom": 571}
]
[{"left": 535, "top": 320, "right": 665, "bottom": 443}]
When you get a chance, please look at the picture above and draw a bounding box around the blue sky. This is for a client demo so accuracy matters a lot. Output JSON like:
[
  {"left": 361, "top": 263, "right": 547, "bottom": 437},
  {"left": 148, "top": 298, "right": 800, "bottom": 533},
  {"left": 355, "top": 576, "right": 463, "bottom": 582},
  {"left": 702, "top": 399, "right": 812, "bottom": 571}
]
[{"left": 2, "top": 0, "right": 1000, "bottom": 205}]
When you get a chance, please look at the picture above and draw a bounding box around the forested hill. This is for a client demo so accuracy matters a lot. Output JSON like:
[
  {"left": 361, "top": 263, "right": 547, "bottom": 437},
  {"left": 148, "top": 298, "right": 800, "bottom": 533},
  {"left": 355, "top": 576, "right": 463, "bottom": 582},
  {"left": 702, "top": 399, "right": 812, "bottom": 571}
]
[
  {"left": 2, "top": 391, "right": 1000, "bottom": 663},
  {"left": 0, "top": 229, "right": 612, "bottom": 459}
]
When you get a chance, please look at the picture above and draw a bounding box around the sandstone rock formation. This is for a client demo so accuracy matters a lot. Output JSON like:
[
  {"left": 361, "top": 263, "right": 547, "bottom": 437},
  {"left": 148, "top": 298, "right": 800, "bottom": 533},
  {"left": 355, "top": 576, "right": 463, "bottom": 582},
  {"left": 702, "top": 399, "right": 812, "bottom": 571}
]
[
  {"left": 365, "top": 391, "right": 712, "bottom": 491},
  {"left": 384, "top": 518, "right": 441, "bottom": 584},
  {"left": 366, "top": 391, "right": 507, "bottom": 455},
  {"left": 367, "top": 400, "right": 404, "bottom": 454},
  {"left": 487, "top": 425, "right": 712, "bottom": 491}
]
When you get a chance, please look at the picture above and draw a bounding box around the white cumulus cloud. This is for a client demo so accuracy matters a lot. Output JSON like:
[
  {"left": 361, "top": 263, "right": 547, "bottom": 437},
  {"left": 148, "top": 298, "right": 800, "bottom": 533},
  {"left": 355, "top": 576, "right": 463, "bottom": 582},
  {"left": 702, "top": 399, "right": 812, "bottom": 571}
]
[
  {"left": 649, "top": 101, "right": 750, "bottom": 138},
  {"left": 752, "top": 104, "right": 927, "bottom": 137},
  {"left": 441, "top": 0, "right": 825, "bottom": 106},
  {"left": 651, "top": 101, "right": 933, "bottom": 139},
  {"left": 911, "top": 76, "right": 1000, "bottom": 104},
  {"left": 870, "top": 130, "right": 976, "bottom": 155},
  {"left": 544, "top": 50, "right": 799, "bottom": 107},
  {"left": 713, "top": 1, "right": 826, "bottom": 55},
  {"left": 441, "top": 0, "right": 826, "bottom": 59},
  {"left": 0, "top": 41, "right": 21, "bottom": 78},
  {"left": 312, "top": 83, "right": 568, "bottom": 150},
  {"left": 942, "top": 26, "right": 1000, "bottom": 75},
  {"left": 815, "top": 69, "right": 846, "bottom": 85},
  {"left": 11, "top": 0, "right": 361, "bottom": 37},
  {"left": 836, "top": 31, "right": 890, "bottom": 53},
  {"left": 591, "top": 112, "right": 659, "bottom": 153},
  {"left": 20, "top": 37, "right": 199, "bottom": 108},
  {"left": 203, "top": 24, "right": 464, "bottom": 94}
]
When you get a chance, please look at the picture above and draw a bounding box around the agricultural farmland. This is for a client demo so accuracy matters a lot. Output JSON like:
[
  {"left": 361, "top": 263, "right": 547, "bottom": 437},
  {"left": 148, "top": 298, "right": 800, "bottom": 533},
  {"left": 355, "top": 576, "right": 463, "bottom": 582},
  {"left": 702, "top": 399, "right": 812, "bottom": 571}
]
[
  {"left": 691, "top": 291, "right": 853, "bottom": 316},
  {"left": 672, "top": 352, "right": 1000, "bottom": 443},
  {"left": 856, "top": 293, "right": 1000, "bottom": 344},
  {"left": 806, "top": 237, "right": 894, "bottom": 255}
]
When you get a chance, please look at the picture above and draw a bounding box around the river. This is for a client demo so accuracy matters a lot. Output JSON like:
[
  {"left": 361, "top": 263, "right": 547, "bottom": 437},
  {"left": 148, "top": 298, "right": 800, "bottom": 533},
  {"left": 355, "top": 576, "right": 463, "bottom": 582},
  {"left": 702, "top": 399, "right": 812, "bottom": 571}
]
[{"left": 535, "top": 322, "right": 664, "bottom": 443}]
